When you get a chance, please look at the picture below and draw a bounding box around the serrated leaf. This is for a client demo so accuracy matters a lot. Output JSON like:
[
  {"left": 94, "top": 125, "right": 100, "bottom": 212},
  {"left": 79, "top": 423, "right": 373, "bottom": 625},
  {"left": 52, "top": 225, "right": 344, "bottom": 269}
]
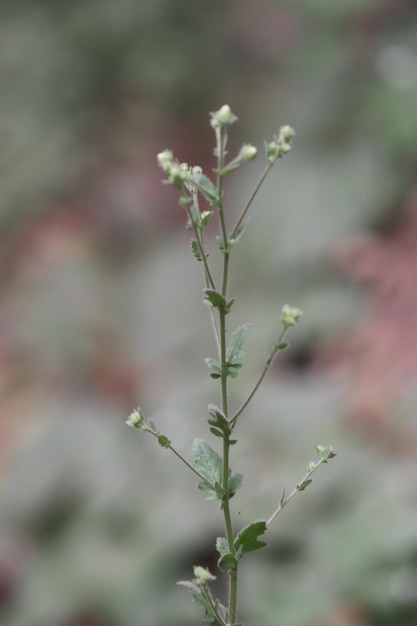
[
  {"left": 189, "top": 204, "right": 201, "bottom": 228},
  {"left": 157, "top": 435, "right": 171, "bottom": 449},
  {"left": 209, "top": 427, "right": 224, "bottom": 438},
  {"left": 192, "top": 439, "right": 222, "bottom": 485},
  {"left": 204, "top": 288, "right": 227, "bottom": 310},
  {"left": 208, "top": 405, "right": 230, "bottom": 438},
  {"left": 297, "top": 478, "right": 312, "bottom": 491},
  {"left": 177, "top": 579, "right": 219, "bottom": 623},
  {"left": 228, "top": 473, "right": 243, "bottom": 498},
  {"left": 234, "top": 520, "right": 268, "bottom": 554},
  {"left": 226, "top": 324, "right": 249, "bottom": 364},
  {"left": 205, "top": 357, "right": 221, "bottom": 379},
  {"left": 226, "top": 363, "right": 243, "bottom": 379},
  {"left": 216, "top": 536, "right": 238, "bottom": 570},
  {"left": 200, "top": 211, "right": 213, "bottom": 228},
  {"left": 216, "top": 536, "right": 229, "bottom": 557},
  {"left": 192, "top": 172, "right": 219, "bottom": 206},
  {"left": 218, "top": 552, "right": 238, "bottom": 571},
  {"left": 198, "top": 482, "right": 220, "bottom": 501},
  {"left": 315, "top": 445, "right": 337, "bottom": 463},
  {"left": 191, "top": 239, "right": 203, "bottom": 261},
  {"left": 198, "top": 480, "right": 225, "bottom": 501}
]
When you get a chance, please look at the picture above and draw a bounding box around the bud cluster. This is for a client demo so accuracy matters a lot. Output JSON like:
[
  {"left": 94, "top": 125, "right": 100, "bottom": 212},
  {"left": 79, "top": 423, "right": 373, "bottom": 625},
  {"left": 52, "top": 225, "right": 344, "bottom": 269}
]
[
  {"left": 157, "top": 150, "right": 191, "bottom": 190},
  {"left": 266, "top": 125, "right": 295, "bottom": 164}
]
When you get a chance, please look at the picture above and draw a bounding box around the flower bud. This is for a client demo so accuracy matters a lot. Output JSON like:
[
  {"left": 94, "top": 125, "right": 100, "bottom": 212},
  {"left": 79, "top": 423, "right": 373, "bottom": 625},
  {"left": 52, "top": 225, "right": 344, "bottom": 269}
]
[
  {"left": 279, "top": 125, "right": 295, "bottom": 143},
  {"left": 193, "top": 566, "right": 216, "bottom": 586},
  {"left": 126, "top": 408, "right": 145, "bottom": 429},
  {"left": 210, "top": 104, "right": 238, "bottom": 129},
  {"left": 239, "top": 143, "right": 258, "bottom": 161},
  {"left": 266, "top": 125, "right": 295, "bottom": 163},
  {"left": 281, "top": 304, "right": 303, "bottom": 327},
  {"left": 168, "top": 163, "right": 189, "bottom": 189},
  {"left": 157, "top": 149, "right": 174, "bottom": 173}
]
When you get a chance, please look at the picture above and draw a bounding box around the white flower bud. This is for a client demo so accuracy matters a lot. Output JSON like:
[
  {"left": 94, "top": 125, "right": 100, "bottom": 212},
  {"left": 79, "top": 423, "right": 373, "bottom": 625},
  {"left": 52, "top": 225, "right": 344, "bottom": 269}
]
[
  {"left": 240, "top": 143, "right": 258, "bottom": 161},
  {"left": 281, "top": 304, "right": 303, "bottom": 327},
  {"left": 210, "top": 104, "right": 238, "bottom": 129},
  {"left": 126, "top": 408, "right": 145, "bottom": 429}
]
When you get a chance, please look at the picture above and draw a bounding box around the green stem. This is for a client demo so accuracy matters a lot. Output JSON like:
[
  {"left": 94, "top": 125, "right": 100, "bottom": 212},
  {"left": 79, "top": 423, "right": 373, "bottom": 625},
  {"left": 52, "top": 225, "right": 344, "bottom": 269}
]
[
  {"left": 203, "top": 587, "right": 228, "bottom": 626},
  {"left": 230, "top": 327, "right": 289, "bottom": 429},
  {"left": 186, "top": 194, "right": 220, "bottom": 353},
  {"left": 215, "top": 123, "right": 238, "bottom": 625},
  {"left": 266, "top": 459, "right": 324, "bottom": 526},
  {"left": 231, "top": 162, "right": 272, "bottom": 240},
  {"left": 147, "top": 429, "right": 216, "bottom": 489},
  {"left": 186, "top": 204, "right": 216, "bottom": 290}
]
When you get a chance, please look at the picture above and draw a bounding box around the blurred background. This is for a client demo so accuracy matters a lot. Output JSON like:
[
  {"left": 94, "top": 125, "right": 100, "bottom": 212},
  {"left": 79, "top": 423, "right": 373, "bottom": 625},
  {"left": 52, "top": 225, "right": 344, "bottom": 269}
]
[{"left": 0, "top": 1, "right": 417, "bottom": 625}]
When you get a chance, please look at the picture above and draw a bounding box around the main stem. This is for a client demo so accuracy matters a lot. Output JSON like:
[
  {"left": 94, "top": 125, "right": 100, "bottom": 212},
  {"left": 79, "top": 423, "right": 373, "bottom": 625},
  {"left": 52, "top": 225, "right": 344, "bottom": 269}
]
[{"left": 216, "top": 125, "right": 238, "bottom": 625}]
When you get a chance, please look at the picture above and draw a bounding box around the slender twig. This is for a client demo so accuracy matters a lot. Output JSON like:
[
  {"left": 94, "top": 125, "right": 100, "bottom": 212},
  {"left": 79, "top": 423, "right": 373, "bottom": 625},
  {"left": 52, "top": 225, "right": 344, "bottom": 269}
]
[
  {"left": 231, "top": 162, "right": 272, "bottom": 240},
  {"left": 266, "top": 459, "right": 325, "bottom": 526},
  {"left": 230, "top": 327, "right": 289, "bottom": 429},
  {"left": 202, "top": 587, "right": 228, "bottom": 626},
  {"left": 147, "top": 429, "right": 216, "bottom": 489},
  {"left": 186, "top": 204, "right": 216, "bottom": 291}
]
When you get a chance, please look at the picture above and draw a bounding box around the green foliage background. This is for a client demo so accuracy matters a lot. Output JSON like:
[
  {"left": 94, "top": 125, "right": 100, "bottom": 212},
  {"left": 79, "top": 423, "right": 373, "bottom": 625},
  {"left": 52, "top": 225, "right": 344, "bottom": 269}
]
[{"left": 0, "top": 2, "right": 417, "bottom": 626}]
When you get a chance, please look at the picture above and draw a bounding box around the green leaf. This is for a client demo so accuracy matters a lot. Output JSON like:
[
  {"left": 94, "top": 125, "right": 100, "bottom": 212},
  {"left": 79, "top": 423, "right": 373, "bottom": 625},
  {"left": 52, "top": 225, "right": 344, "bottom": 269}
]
[
  {"left": 234, "top": 520, "right": 268, "bottom": 555},
  {"left": 226, "top": 324, "right": 249, "bottom": 365},
  {"left": 216, "top": 534, "right": 238, "bottom": 570},
  {"left": 219, "top": 161, "right": 241, "bottom": 177},
  {"left": 216, "top": 536, "right": 229, "bottom": 557},
  {"left": 191, "top": 439, "right": 222, "bottom": 485},
  {"left": 208, "top": 405, "right": 230, "bottom": 438},
  {"left": 216, "top": 235, "right": 227, "bottom": 253},
  {"left": 177, "top": 579, "right": 223, "bottom": 624},
  {"left": 297, "top": 478, "right": 312, "bottom": 491},
  {"left": 230, "top": 223, "right": 247, "bottom": 245},
  {"left": 226, "top": 362, "right": 243, "bottom": 379},
  {"left": 187, "top": 204, "right": 201, "bottom": 229},
  {"left": 157, "top": 435, "right": 171, "bottom": 449},
  {"left": 218, "top": 552, "right": 238, "bottom": 571},
  {"left": 191, "top": 239, "right": 203, "bottom": 261},
  {"left": 209, "top": 427, "right": 224, "bottom": 438},
  {"left": 148, "top": 418, "right": 159, "bottom": 434},
  {"left": 205, "top": 357, "right": 221, "bottom": 379},
  {"left": 225, "top": 298, "right": 235, "bottom": 314},
  {"left": 228, "top": 473, "right": 243, "bottom": 498},
  {"left": 198, "top": 480, "right": 224, "bottom": 501},
  {"left": 204, "top": 288, "right": 227, "bottom": 310},
  {"left": 192, "top": 172, "right": 219, "bottom": 206},
  {"left": 275, "top": 341, "right": 289, "bottom": 350},
  {"left": 315, "top": 445, "right": 337, "bottom": 463},
  {"left": 200, "top": 210, "right": 213, "bottom": 228}
]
